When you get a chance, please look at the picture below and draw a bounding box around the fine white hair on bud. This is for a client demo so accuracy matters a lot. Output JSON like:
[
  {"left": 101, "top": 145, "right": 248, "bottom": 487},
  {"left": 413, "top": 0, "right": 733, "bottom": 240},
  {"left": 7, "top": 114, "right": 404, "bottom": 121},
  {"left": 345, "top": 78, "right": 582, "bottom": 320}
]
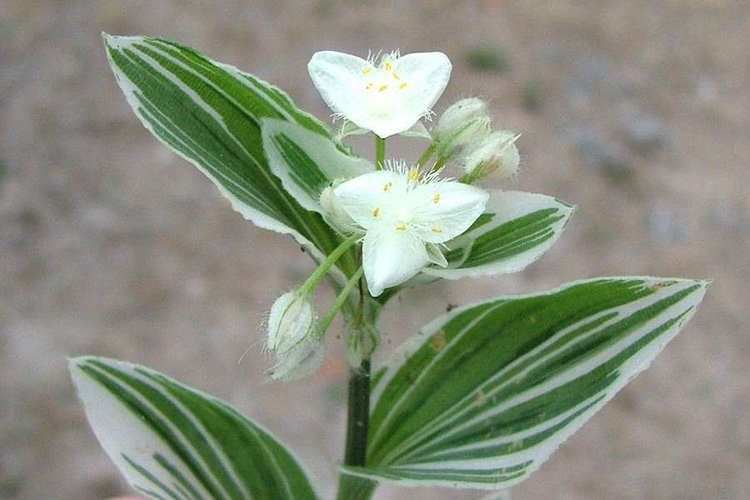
[
  {"left": 266, "top": 290, "right": 326, "bottom": 381},
  {"left": 462, "top": 130, "right": 521, "bottom": 181},
  {"left": 320, "top": 185, "right": 360, "bottom": 235},
  {"left": 432, "top": 98, "right": 492, "bottom": 159},
  {"left": 266, "top": 291, "right": 317, "bottom": 355},
  {"left": 308, "top": 50, "right": 452, "bottom": 138},
  {"left": 269, "top": 337, "right": 325, "bottom": 381}
]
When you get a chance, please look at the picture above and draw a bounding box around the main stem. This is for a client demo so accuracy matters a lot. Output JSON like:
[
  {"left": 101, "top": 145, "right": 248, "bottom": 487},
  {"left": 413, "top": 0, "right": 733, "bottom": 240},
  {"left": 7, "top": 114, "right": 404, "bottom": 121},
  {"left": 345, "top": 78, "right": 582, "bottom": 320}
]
[
  {"left": 335, "top": 135, "right": 385, "bottom": 500},
  {"left": 344, "top": 359, "right": 371, "bottom": 465},
  {"left": 336, "top": 358, "right": 376, "bottom": 500}
]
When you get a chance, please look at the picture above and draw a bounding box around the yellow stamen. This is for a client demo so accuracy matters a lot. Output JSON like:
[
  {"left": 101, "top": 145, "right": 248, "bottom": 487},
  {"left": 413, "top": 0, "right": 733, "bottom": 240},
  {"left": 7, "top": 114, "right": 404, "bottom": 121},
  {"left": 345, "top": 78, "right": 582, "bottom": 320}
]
[
  {"left": 378, "top": 84, "right": 389, "bottom": 92},
  {"left": 392, "top": 72, "right": 401, "bottom": 80},
  {"left": 399, "top": 82, "right": 408, "bottom": 90},
  {"left": 395, "top": 222, "right": 407, "bottom": 231},
  {"left": 408, "top": 167, "right": 420, "bottom": 182},
  {"left": 432, "top": 225, "right": 443, "bottom": 234},
  {"left": 372, "top": 207, "right": 381, "bottom": 218},
  {"left": 362, "top": 66, "right": 372, "bottom": 75},
  {"left": 432, "top": 193, "right": 441, "bottom": 204},
  {"left": 365, "top": 82, "right": 374, "bottom": 91},
  {"left": 384, "top": 61, "right": 393, "bottom": 71},
  {"left": 383, "top": 181, "right": 392, "bottom": 192}
]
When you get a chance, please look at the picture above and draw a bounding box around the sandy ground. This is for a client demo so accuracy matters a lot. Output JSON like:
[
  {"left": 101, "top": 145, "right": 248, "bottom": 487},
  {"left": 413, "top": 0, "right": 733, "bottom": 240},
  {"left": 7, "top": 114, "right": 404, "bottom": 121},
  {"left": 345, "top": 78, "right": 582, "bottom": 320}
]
[{"left": 1, "top": 1, "right": 748, "bottom": 499}]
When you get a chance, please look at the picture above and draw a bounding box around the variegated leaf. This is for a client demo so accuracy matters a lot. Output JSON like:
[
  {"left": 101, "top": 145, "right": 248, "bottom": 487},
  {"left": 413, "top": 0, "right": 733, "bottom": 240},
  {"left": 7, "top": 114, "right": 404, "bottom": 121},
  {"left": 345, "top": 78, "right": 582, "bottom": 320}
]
[
  {"left": 261, "top": 118, "right": 373, "bottom": 212},
  {"left": 103, "top": 34, "right": 349, "bottom": 270},
  {"left": 71, "top": 357, "right": 317, "bottom": 499},
  {"left": 424, "top": 191, "right": 574, "bottom": 280},
  {"left": 345, "top": 277, "right": 708, "bottom": 490}
]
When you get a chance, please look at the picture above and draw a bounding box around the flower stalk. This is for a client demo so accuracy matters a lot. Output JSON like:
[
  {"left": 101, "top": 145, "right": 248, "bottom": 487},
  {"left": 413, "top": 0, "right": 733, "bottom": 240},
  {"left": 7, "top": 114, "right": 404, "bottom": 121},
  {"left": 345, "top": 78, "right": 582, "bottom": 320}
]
[
  {"left": 375, "top": 136, "right": 386, "bottom": 170},
  {"left": 318, "top": 267, "right": 364, "bottom": 335},
  {"left": 299, "top": 233, "right": 360, "bottom": 295},
  {"left": 415, "top": 142, "right": 435, "bottom": 167}
]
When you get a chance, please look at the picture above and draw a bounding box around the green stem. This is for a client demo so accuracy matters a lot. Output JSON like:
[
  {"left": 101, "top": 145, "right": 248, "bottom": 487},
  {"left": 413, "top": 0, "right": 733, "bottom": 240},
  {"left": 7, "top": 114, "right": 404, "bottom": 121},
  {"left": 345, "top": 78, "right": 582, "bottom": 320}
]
[
  {"left": 375, "top": 136, "right": 386, "bottom": 170},
  {"left": 318, "top": 267, "right": 364, "bottom": 335},
  {"left": 336, "top": 263, "right": 378, "bottom": 500},
  {"left": 416, "top": 143, "right": 435, "bottom": 167},
  {"left": 431, "top": 154, "right": 448, "bottom": 173},
  {"left": 299, "top": 234, "right": 359, "bottom": 295},
  {"left": 344, "top": 359, "right": 370, "bottom": 465},
  {"left": 336, "top": 359, "right": 377, "bottom": 500}
]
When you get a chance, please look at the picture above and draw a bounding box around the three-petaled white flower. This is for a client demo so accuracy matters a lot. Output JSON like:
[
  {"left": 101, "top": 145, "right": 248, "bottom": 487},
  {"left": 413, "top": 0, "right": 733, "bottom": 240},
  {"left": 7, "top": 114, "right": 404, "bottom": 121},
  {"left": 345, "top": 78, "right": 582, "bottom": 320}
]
[
  {"left": 308, "top": 50, "right": 452, "bottom": 138},
  {"left": 332, "top": 164, "right": 488, "bottom": 296}
]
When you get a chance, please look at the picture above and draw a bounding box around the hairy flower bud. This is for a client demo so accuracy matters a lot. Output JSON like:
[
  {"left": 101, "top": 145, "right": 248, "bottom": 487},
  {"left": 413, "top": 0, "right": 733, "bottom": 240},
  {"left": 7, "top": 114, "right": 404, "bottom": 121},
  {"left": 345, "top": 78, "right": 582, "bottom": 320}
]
[
  {"left": 320, "top": 185, "right": 359, "bottom": 234},
  {"left": 462, "top": 130, "right": 520, "bottom": 181},
  {"left": 433, "top": 98, "right": 492, "bottom": 159},
  {"left": 267, "top": 291, "right": 317, "bottom": 354},
  {"left": 269, "top": 337, "right": 325, "bottom": 381},
  {"left": 266, "top": 291, "right": 325, "bottom": 381}
]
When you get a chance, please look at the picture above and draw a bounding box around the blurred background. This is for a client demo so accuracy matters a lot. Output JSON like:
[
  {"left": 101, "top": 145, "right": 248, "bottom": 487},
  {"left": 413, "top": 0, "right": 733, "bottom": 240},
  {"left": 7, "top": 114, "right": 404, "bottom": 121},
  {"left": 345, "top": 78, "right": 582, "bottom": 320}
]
[{"left": 1, "top": 1, "right": 748, "bottom": 499}]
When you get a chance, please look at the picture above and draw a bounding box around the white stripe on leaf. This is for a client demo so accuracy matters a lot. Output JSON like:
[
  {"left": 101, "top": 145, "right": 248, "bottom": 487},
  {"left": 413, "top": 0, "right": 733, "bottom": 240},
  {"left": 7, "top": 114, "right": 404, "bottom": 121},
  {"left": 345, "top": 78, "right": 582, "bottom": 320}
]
[{"left": 360, "top": 277, "right": 707, "bottom": 490}]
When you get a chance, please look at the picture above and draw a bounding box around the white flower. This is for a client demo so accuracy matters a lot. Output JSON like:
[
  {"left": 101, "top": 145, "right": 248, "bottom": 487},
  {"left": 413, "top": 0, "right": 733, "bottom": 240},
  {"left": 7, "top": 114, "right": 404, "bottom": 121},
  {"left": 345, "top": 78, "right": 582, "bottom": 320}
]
[
  {"left": 333, "top": 163, "right": 489, "bottom": 296},
  {"left": 308, "top": 50, "right": 452, "bottom": 138},
  {"left": 267, "top": 291, "right": 317, "bottom": 354},
  {"left": 463, "top": 130, "right": 520, "bottom": 180},
  {"left": 433, "top": 98, "right": 492, "bottom": 159}
]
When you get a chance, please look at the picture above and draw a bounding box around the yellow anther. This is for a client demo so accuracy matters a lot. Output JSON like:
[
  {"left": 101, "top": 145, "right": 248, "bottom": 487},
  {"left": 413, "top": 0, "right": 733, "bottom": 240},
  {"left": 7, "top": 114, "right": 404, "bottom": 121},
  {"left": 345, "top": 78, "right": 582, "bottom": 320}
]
[
  {"left": 365, "top": 82, "right": 374, "bottom": 91},
  {"left": 362, "top": 66, "right": 372, "bottom": 75},
  {"left": 399, "top": 82, "right": 408, "bottom": 90},
  {"left": 384, "top": 61, "right": 393, "bottom": 71},
  {"left": 372, "top": 207, "right": 381, "bottom": 218},
  {"left": 392, "top": 72, "right": 401, "bottom": 80},
  {"left": 395, "top": 222, "right": 408, "bottom": 231},
  {"left": 378, "top": 84, "right": 389, "bottom": 92},
  {"left": 433, "top": 193, "right": 441, "bottom": 204},
  {"left": 432, "top": 225, "right": 443, "bottom": 234},
  {"left": 408, "top": 168, "right": 420, "bottom": 182},
  {"left": 383, "top": 181, "right": 392, "bottom": 192}
]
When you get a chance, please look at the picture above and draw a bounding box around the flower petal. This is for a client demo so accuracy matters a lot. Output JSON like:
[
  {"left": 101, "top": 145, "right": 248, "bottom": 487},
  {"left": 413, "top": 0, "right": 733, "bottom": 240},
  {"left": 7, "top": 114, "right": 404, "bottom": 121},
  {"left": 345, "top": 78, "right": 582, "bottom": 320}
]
[
  {"left": 394, "top": 52, "right": 451, "bottom": 112},
  {"left": 308, "top": 51, "right": 369, "bottom": 115},
  {"left": 409, "top": 181, "right": 489, "bottom": 243},
  {"left": 363, "top": 227, "right": 429, "bottom": 297},
  {"left": 364, "top": 52, "right": 452, "bottom": 138},
  {"left": 308, "top": 51, "right": 452, "bottom": 138},
  {"left": 333, "top": 170, "right": 409, "bottom": 230}
]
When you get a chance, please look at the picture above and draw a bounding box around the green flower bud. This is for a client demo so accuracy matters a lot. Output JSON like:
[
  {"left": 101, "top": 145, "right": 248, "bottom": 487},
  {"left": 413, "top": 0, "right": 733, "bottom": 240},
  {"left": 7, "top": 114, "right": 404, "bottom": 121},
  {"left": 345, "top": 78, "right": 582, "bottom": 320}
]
[
  {"left": 433, "top": 98, "right": 492, "bottom": 159},
  {"left": 462, "top": 130, "right": 520, "bottom": 181}
]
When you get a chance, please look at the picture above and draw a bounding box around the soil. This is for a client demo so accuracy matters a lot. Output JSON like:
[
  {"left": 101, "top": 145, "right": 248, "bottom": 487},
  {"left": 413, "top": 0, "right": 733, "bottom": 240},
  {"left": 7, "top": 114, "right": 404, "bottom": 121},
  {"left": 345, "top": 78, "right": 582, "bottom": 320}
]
[{"left": 1, "top": 1, "right": 748, "bottom": 499}]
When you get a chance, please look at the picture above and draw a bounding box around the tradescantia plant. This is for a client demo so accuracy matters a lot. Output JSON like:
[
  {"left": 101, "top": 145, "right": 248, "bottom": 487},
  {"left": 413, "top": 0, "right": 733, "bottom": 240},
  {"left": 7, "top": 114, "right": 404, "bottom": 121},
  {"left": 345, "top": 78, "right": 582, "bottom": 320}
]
[{"left": 69, "top": 35, "right": 709, "bottom": 500}]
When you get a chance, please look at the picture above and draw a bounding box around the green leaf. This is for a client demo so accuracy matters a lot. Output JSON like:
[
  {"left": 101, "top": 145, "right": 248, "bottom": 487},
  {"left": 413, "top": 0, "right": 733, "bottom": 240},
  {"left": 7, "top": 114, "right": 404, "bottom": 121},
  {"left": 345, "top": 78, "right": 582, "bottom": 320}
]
[
  {"left": 103, "top": 34, "right": 345, "bottom": 265},
  {"left": 262, "top": 118, "right": 373, "bottom": 212},
  {"left": 346, "top": 277, "right": 708, "bottom": 490},
  {"left": 425, "top": 191, "right": 574, "bottom": 279},
  {"left": 70, "top": 357, "right": 317, "bottom": 500}
]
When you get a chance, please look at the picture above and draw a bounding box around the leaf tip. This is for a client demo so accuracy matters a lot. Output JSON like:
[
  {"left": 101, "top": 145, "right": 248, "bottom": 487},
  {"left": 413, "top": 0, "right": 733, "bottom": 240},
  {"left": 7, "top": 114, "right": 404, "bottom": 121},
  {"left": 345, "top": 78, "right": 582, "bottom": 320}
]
[
  {"left": 68, "top": 355, "right": 86, "bottom": 372},
  {"left": 101, "top": 33, "right": 142, "bottom": 51}
]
